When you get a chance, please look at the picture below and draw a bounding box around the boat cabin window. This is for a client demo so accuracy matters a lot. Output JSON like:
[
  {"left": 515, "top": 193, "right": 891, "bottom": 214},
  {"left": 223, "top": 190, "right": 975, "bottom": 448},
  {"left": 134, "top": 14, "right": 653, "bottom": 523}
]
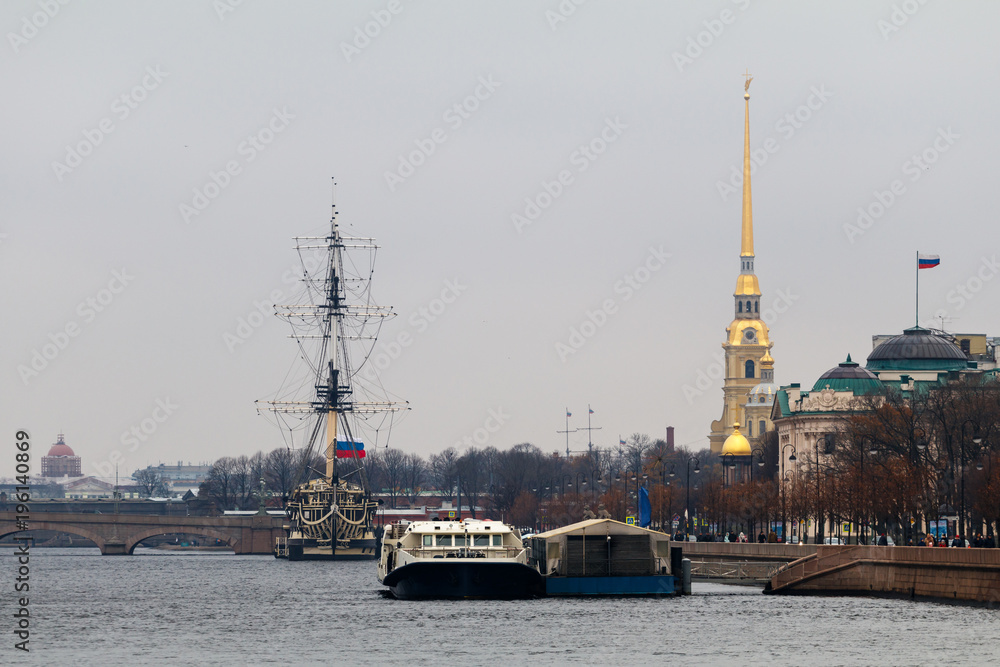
[
  {"left": 492, "top": 535, "right": 502, "bottom": 546},
  {"left": 436, "top": 535, "right": 452, "bottom": 547},
  {"left": 474, "top": 535, "right": 489, "bottom": 547},
  {"left": 454, "top": 535, "right": 469, "bottom": 547},
  {"left": 423, "top": 535, "right": 433, "bottom": 546}
]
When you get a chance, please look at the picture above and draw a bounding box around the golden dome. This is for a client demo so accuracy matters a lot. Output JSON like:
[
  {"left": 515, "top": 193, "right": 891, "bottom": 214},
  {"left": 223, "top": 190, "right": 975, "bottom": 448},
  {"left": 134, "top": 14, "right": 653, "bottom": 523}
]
[
  {"left": 726, "top": 319, "right": 771, "bottom": 346},
  {"left": 760, "top": 349, "right": 774, "bottom": 366},
  {"left": 734, "top": 274, "right": 761, "bottom": 296},
  {"left": 721, "top": 422, "right": 752, "bottom": 456}
]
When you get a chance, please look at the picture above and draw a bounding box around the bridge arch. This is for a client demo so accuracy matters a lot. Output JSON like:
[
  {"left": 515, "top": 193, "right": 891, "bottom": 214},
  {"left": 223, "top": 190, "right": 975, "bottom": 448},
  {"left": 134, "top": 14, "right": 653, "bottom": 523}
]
[
  {"left": 0, "top": 522, "right": 107, "bottom": 552},
  {"left": 125, "top": 526, "right": 239, "bottom": 554}
]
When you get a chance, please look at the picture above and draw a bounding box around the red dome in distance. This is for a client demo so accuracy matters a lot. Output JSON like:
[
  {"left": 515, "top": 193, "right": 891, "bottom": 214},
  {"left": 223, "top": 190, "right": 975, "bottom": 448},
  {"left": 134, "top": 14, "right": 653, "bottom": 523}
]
[{"left": 46, "top": 434, "right": 75, "bottom": 457}]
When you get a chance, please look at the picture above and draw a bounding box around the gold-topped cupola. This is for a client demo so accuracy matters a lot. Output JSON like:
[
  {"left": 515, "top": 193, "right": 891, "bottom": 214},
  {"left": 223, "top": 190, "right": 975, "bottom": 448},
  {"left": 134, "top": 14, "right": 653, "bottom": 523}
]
[
  {"left": 734, "top": 72, "right": 762, "bottom": 316},
  {"left": 709, "top": 72, "right": 777, "bottom": 453}
]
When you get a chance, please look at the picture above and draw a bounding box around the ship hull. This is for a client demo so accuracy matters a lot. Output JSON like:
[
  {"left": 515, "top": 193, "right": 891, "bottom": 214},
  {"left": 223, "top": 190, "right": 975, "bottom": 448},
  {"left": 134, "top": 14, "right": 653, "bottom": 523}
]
[
  {"left": 382, "top": 561, "right": 543, "bottom": 600},
  {"left": 285, "top": 536, "right": 378, "bottom": 561}
]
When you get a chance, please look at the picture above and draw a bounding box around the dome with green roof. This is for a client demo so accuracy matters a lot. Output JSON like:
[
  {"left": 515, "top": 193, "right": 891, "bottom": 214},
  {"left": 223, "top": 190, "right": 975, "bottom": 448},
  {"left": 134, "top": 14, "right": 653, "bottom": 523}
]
[
  {"left": 866, "top": 327, "right": 968, "bottom": 372},
  {"left": 812, "top": 354, "right": 884, "bottom": 395}
]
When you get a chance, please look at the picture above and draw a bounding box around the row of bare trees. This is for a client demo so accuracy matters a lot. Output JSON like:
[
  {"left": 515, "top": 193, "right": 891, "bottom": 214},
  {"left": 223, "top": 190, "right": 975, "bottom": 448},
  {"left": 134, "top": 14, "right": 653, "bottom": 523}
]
[
  {"left": 194, "top": 377, "right": 1000, "bottom": 540},
  {"left": 361, "top": 433, "right": 778, "bottom": 533},
  {"left": 802, "top": 379, "right": 1000, "bottom": 544},
  {"left": 198, "top": 447, "right": 321, "bottom": 510}
]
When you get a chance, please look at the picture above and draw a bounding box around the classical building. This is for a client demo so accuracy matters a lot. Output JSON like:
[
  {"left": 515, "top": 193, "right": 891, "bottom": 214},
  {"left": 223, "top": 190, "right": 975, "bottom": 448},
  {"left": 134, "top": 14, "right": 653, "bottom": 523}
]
[
  {"left": 40, "top": 434, "right": 82, "bottom": 478},
  {"left": 771, "top": 354, "right": 885, "bottom": 478},
  {"left": 59, "top": 476, "right": 143, "bottom": 500},
  {"left": 136, "top": 462, "right": 212, "bottom": 495},
  {"left": 771, "top": 327, "right": 998, "bottom": 541},
  {"left": 709, "top": 79, "right": 776, "bottom": 453}
]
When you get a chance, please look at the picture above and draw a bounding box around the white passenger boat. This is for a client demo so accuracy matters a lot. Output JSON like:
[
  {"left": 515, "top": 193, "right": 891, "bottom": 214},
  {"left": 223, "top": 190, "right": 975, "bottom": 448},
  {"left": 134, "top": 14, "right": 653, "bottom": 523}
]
[{"left": 377, "top": 519, "right": 543, "bottom": 599}]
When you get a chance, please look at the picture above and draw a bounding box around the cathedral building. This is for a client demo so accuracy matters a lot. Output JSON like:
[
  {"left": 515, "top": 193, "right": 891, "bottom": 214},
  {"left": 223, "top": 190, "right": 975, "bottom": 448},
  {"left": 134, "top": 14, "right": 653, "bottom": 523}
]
[
  {"left": 709, "top": 79, "right": 777, "bottom": 453},
  {"left": 40, "top": 433, "right": 82, "bottom": 478}
]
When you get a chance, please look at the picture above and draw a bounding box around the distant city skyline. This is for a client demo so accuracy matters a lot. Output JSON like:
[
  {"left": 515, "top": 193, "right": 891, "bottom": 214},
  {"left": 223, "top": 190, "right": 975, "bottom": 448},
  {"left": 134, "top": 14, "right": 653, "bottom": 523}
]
[{"left": 3, "top": 2, "right": 999, "bottom": 477}]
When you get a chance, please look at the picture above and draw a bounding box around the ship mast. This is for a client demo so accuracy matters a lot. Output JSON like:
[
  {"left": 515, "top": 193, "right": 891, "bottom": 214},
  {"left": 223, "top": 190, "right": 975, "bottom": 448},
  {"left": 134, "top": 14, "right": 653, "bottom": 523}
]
[{"left": 259, "top": 182, "right": 406, "bottom": 488}]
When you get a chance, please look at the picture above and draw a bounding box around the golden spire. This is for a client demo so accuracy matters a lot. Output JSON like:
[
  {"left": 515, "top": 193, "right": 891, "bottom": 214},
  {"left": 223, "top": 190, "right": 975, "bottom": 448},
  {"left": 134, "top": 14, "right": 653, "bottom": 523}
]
[{"left": 741, "top": 70, "right": 754, "bottom": 258}]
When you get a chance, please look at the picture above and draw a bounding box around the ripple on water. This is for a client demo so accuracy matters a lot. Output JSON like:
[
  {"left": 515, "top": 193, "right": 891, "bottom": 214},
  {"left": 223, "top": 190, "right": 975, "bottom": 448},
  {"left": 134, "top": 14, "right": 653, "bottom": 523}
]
[{"left": 4, "top": 550, "right": 998, "bottom": 666}]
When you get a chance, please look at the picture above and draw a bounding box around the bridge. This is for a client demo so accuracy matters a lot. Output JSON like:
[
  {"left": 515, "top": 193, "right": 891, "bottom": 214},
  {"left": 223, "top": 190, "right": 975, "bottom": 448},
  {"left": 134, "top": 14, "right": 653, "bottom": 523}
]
[
  {"left": 680, "top": 542, "right": 818, "bottom": 584},
  {"left": 0, "top": 510, "right": 285, "bottom": 555}
]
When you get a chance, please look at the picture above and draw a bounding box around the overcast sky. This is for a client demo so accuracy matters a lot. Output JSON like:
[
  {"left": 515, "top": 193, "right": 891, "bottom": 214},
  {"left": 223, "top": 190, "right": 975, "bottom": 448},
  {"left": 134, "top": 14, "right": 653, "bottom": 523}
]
[{"left": 2, "top": 1, "right": 998, "bottom": 478}]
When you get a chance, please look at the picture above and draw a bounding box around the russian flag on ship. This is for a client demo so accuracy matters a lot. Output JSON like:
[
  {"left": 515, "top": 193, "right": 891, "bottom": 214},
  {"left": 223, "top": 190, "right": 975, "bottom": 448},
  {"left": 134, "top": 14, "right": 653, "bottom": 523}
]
[
  {"left": 335, "top": 440, "right": 365, "bottom": 458},
  {"left": 918, "top": 254, "right": 940, "bottom": 269}
]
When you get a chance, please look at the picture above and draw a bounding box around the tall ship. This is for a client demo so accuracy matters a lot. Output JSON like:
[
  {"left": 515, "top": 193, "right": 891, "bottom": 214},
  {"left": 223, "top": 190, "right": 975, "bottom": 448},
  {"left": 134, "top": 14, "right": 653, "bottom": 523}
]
[{"left": 261, "top": 184, "right": 406, "bottom": 561}]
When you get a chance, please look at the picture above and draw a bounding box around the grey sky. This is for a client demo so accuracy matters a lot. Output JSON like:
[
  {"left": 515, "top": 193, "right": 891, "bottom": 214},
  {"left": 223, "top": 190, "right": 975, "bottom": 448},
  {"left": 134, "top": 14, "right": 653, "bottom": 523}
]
[{"left": 2, "top": 1, "right": 998, "bottom": 477}]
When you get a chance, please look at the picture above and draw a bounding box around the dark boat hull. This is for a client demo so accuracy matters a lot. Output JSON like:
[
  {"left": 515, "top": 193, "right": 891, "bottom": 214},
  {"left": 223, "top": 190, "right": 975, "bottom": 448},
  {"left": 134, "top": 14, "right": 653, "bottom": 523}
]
[
  {"left": 383, "top": 561, "right": 543, "bottom": 600},
  {"left": 286, "top": 537, "right": 378, "bottom": 561}
]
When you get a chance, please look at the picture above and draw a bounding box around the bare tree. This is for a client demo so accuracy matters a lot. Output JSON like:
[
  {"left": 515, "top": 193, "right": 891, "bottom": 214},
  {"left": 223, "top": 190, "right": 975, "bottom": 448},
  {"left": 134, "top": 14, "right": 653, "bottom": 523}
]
[
  {"left": 430, "top": 447, "right": 459, "bottom": 495},
  {"left": 457, "top": 448, "right": 487, "bottom": 518},
  {"left": 381, "top": 448, "right": 408, "bottom": 508},
  {"left": 202, "top": 456, "right": 237, "bottom": 509},
  {"left": 264, "top": 447, "right": 297, "bottom": 500},
  {"left": 132, "top": 468, "right": 168, "bottom": 497},
  {"left": 231, "top": 455, "right": 254, "bottom": 510},
  {"left": 402, "top": 453, "right": 426, "bottom": 504}
]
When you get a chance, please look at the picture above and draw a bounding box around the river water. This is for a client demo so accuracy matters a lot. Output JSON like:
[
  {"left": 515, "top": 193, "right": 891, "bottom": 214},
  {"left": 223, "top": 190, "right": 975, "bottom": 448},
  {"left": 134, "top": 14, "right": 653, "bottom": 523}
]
[{"left": 4, "top": 548, "right": 998, "bottom": 665}]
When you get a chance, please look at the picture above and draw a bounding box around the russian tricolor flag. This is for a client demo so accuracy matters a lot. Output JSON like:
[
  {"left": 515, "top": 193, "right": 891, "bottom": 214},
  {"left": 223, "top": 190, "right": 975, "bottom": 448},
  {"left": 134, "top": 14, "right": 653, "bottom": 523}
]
[
  {"left": 918, "top": 254, "right": 940, "bottom": 269},
  {"left": 335, "top": 440, "right": 365, "bottom": 458}
]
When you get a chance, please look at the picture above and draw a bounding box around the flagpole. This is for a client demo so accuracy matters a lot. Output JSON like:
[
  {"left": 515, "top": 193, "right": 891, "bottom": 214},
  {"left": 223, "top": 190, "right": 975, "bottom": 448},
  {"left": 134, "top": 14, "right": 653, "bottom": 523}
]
[{"left": 915, "top": 250, "right": 919, "bottom": 327}]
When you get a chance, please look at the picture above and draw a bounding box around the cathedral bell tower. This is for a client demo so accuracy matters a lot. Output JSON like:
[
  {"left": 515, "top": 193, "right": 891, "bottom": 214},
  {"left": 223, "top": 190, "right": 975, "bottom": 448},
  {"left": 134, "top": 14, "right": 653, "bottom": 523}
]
[{"left": 709, "top": 74, "right": 775, "bottom": 453}]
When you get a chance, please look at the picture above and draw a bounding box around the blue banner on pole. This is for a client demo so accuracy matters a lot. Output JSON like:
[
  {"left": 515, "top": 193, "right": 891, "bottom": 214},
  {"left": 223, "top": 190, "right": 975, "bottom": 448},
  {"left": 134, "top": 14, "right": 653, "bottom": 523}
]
[{"left": 638, "top": 487, "right": 651, "bottom": 528}]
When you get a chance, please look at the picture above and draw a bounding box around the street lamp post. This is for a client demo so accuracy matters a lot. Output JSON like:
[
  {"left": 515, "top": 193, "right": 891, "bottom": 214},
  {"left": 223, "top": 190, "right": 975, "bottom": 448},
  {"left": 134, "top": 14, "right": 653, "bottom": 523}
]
[
  {"left": 782, "top": 472, "right": 793, "bottom": 542},
  {"left": 781, "top": 445, "right": 797, "bottom": 542},
  {"left": 747, "top": 447, "right": 765, "bottom": 538},
  {"left": 975, "top": 449, "right": 996, "bottom": 546},
  {"left": 721, "top": 453, "right": 736, "bottom": 487},
  {"left": 721, "top": 453, "right": 736, "bottom": 536},
  {"left": 685, "top": 457, "right": 701, "bottom": 539},
  {"left": 961, "top": 420, "right": 982, "bottom": 543},
  {"left": 859, "top": 439, "right": 880, "bottom": 545},
  {"left": 561, "top": 474, "right": 573, "bottom": 498},
  {"left": 750, "top": 447, "right": 766, "bottom": 482}
]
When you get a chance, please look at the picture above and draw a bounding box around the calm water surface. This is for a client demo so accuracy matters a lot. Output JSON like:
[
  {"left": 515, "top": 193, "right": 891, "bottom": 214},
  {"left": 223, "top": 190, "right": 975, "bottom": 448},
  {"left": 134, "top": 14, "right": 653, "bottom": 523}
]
[{"left": 4, "top": 548, "right": 998, "bottom": 665}]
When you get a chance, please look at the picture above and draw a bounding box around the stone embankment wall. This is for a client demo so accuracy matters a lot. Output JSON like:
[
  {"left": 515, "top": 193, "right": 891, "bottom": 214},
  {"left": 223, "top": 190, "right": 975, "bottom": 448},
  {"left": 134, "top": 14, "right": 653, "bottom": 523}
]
[{"left": 768, "top": 545, "right": 1000, "bottom": 605}]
